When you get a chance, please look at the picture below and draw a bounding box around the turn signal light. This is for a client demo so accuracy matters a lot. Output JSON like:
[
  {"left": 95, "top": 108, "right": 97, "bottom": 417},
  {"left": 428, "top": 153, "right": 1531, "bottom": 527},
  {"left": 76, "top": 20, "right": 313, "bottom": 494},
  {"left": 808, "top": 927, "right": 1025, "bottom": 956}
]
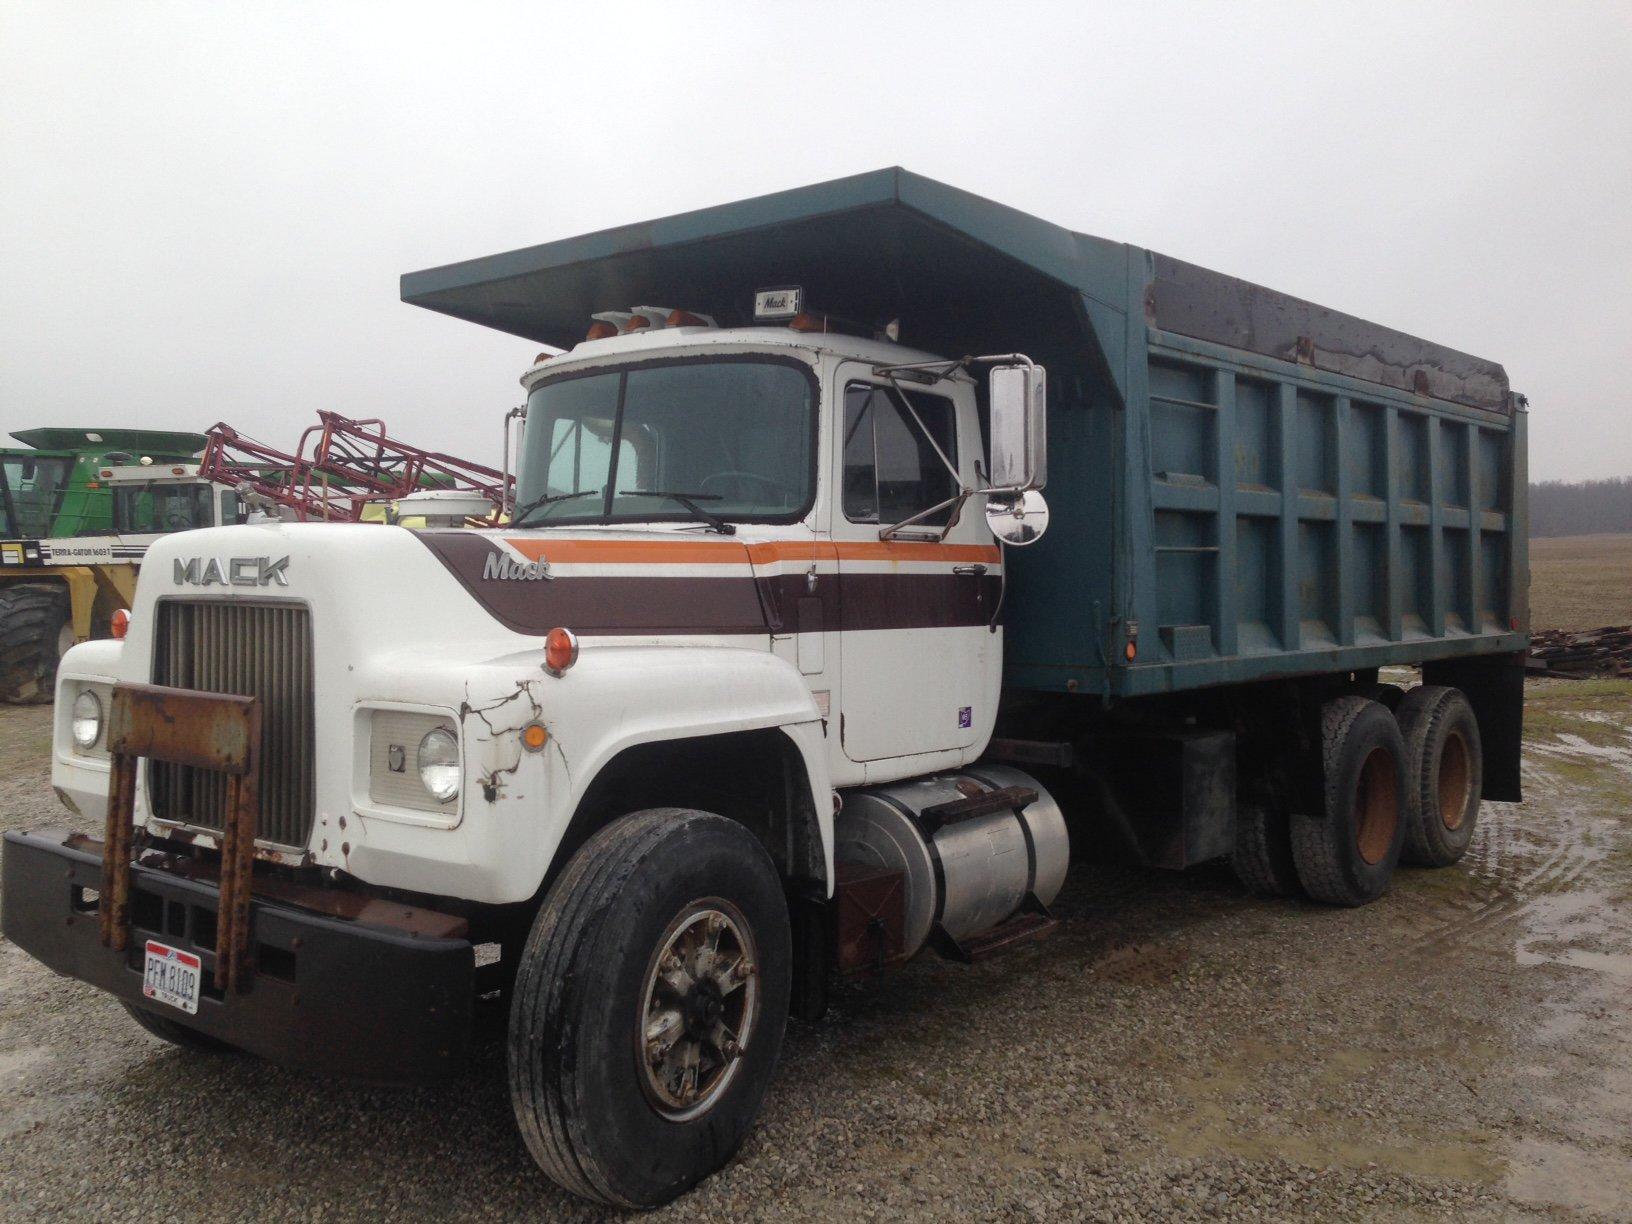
[
  {"left": 544, "top": 626, "right": 579, "bottom": 676},
  {"left": 111, "top": 608, "right": 131, "bottom": 640}
]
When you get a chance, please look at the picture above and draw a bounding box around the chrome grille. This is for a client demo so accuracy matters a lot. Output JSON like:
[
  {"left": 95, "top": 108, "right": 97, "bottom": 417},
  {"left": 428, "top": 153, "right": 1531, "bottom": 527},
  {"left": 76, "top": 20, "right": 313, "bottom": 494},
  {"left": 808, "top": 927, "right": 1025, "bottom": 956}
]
[{"left": 150, "top": 600, "right": 315, "bottom": 849}]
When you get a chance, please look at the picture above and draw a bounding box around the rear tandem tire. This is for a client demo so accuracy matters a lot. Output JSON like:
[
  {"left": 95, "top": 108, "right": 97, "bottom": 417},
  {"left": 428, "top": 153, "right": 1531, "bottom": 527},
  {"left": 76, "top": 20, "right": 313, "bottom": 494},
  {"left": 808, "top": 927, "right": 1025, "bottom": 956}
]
[
  {"left": 1230, "top": 801, "right": 1301, "bottom": 897},
  {"left": 1290, "top": 697, "right": 1408, "bottom": 907},
  {"left": 1396, "top": 685, "right": 1483, "bottom": 867},
  {"left": 122, "top": 1004, "right": 236, "bottom": 1053},
  {"left": 0, "top": 583, "right": 71, "bottom": 704},
  {"left": 507, "top": 809, "right": 791, "bottom": 1208}
]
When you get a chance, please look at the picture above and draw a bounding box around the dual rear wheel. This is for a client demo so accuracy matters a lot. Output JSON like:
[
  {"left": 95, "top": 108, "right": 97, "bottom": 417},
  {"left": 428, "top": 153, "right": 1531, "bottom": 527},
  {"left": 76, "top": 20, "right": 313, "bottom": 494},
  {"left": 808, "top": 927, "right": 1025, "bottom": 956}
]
[{"left": 1231, "top": 685, "right": 1483, "bottom": 905}]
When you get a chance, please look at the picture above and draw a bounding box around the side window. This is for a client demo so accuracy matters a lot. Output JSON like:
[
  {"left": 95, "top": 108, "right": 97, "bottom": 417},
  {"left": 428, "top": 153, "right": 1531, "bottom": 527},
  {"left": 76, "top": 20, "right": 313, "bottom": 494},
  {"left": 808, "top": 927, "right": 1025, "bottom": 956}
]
[{"left": 841, "top": 383, "right": 958, "bottom": 525}]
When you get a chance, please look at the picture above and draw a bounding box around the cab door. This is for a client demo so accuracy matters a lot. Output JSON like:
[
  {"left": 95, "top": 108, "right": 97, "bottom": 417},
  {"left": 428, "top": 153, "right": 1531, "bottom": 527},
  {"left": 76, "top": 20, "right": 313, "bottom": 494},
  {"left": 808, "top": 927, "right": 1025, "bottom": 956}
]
[{"left": 831, "top": 365, "right": 999, "bottom": 764}]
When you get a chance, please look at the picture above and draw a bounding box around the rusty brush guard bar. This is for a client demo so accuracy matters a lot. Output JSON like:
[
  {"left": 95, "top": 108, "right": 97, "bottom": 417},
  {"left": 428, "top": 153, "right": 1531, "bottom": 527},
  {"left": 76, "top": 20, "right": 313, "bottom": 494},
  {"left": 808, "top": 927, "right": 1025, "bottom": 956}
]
[{"left": 102, "top": 683, "right": 262, "bottom": 992}]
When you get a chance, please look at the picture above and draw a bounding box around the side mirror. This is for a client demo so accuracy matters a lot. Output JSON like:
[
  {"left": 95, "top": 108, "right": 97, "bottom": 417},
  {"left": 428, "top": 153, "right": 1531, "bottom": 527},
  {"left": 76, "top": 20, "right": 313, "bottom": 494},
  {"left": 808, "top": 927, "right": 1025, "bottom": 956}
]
[
  {"left": 988, "top": 363, "right": 1047, "bottom": 491},
  {"left": 985, "top": 489, "right": 1050, "bottom": 546}
]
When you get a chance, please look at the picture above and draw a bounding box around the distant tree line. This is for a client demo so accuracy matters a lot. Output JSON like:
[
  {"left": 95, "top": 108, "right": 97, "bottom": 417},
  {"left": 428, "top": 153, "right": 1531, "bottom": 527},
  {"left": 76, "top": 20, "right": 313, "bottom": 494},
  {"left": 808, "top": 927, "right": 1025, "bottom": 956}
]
[{"left": 1530, "top": 477, "right": 1632, "bottom": 537}]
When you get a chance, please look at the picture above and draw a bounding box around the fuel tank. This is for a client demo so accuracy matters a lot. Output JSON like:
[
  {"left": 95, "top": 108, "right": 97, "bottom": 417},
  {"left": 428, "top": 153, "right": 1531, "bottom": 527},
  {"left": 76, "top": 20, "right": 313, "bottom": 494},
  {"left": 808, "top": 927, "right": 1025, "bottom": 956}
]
[{"left": 833, "top": 765, "right": 1069, "bottom": 958}]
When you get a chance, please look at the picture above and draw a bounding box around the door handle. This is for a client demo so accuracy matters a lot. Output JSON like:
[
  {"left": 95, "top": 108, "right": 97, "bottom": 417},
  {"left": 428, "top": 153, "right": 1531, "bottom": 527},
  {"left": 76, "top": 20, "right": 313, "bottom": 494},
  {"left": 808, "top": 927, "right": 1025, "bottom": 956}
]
[{"left": 953, "top": 564, "right": 988, "bottom": 577}]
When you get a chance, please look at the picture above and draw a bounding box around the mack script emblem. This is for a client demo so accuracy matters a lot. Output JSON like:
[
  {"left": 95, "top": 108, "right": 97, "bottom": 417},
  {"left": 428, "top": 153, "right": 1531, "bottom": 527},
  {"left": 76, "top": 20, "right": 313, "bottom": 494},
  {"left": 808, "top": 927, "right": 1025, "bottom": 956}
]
[
  {"left": 483, "top": 552, "right": 551, "bottom": 581},
  {"left": 174, "top": 555, "right": 291, "bottom": 587}
]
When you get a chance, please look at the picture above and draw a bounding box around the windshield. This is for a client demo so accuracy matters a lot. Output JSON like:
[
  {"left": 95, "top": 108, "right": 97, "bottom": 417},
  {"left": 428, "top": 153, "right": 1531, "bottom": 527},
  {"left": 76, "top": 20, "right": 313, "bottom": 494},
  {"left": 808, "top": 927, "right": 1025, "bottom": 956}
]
[
  {"left": 113, "top": 482, "right": 215, "bottom": 533},
  {"left": 0, "top": 455, "right": 73, "bottom": 538},
  {"left": 515, "top": 358, "right": 815, "bottom": 527}
]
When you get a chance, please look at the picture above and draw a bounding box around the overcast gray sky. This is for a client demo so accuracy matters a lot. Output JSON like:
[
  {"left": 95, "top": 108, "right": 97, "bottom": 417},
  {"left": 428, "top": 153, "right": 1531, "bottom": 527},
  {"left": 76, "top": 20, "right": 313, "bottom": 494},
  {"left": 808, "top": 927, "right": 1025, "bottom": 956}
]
[{"left": 3, "top": 1, "right": 1628, "bottom": 481}]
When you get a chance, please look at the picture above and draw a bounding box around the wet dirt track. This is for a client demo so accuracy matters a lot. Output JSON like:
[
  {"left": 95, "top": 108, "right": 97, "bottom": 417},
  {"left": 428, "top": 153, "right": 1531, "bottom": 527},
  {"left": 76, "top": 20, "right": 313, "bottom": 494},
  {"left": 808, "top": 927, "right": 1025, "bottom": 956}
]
[{"left": 3, "top": 680, "right": 1630, "bottom": 1221}]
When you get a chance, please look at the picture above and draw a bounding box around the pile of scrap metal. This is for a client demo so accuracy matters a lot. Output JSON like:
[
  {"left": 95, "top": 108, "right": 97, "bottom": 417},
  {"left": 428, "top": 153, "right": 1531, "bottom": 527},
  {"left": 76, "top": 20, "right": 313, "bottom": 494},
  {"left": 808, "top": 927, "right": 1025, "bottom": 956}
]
[{"left": 1526, "top": 626, "right": 1632, "bottom": 678}]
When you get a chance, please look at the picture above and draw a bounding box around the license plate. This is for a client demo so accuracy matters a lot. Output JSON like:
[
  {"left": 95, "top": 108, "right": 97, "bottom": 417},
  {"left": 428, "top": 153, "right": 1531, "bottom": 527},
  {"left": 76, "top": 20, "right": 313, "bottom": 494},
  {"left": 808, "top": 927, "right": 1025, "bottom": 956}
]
[{"left": 142, "top": 939, "right": 202, "bottom": 1015}]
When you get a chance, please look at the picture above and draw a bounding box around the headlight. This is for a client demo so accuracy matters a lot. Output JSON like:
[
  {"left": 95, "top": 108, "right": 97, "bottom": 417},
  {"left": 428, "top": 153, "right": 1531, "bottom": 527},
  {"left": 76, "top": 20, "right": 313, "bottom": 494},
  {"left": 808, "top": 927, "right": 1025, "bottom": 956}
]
[
  {"left": 71, "top": 689, "right": 103, "bottom": 750},
  {"left": 417, "top": 728, "right": 460, "bottom": 802}
]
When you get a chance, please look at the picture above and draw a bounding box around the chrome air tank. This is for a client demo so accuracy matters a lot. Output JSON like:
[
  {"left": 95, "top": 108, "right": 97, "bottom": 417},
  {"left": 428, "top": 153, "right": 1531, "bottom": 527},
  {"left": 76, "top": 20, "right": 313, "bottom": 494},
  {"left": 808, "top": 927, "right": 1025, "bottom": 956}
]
[{"left": 833, "top": 765, "right": 1069, "bottom": 958}]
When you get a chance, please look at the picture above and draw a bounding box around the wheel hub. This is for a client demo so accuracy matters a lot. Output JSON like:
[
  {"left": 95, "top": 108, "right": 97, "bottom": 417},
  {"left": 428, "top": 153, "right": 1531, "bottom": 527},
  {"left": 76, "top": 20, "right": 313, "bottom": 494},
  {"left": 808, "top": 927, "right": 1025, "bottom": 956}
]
[{"left": 637, "top": 900, "right": 759, "bottom": 1121}]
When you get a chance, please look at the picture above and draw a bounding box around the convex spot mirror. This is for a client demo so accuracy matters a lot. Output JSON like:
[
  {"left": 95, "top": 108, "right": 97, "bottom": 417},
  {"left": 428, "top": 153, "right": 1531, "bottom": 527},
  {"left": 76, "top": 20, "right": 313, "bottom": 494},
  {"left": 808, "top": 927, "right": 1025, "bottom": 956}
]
[
  {"left": 988, "top": 363, "right": 1048, "bottom": 492},
  {"left": 986, "top": 490, "right": 1049, "bottom": 546}
]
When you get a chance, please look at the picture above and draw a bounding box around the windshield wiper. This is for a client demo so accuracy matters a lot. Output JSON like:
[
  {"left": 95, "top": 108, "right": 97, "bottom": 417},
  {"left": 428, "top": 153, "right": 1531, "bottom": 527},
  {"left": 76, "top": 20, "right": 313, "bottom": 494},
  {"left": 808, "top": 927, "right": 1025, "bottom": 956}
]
[
  {"left": 619, "top": 490, "right": 735, "bottom": 535},
  {"left": 511, "top": 489, "right": 600, "bottom": 528}
]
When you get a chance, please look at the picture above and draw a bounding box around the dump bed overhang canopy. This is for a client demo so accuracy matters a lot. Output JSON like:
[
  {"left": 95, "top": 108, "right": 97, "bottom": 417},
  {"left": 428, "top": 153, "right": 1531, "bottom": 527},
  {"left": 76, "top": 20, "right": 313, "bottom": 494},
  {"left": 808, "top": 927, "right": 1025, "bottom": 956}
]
[{"left": 401, "top": 167, "right": 1510, "bottom": 413}]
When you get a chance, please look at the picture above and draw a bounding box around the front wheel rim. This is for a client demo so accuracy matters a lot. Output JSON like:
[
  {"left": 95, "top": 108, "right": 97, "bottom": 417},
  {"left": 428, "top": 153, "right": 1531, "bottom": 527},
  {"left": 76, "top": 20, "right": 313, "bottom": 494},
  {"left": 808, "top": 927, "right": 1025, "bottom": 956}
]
[{"left": 636, "top": 898, "right": 759, "bottom": 1122}]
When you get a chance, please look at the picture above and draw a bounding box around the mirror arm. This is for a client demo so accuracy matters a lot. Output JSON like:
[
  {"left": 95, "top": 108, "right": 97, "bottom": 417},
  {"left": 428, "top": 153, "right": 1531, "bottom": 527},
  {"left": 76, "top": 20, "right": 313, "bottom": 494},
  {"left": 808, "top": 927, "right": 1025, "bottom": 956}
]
[{"left": 877, "top": 488, "right": 972, "bottom": 542}]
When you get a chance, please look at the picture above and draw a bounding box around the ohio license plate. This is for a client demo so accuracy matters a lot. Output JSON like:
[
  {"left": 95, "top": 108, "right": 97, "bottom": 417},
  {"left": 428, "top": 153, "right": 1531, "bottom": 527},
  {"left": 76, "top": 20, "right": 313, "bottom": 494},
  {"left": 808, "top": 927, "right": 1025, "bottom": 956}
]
[{"left": 142, "top": 940, "right": 202, "bottom": 1015}]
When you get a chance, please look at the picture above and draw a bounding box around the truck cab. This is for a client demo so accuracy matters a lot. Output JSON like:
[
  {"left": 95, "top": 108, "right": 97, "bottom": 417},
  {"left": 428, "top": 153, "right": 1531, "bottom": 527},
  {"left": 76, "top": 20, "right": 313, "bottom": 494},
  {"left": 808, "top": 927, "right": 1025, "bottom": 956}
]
[{"left": 507, "top": 320, "right": 1003, "bottom": 779}]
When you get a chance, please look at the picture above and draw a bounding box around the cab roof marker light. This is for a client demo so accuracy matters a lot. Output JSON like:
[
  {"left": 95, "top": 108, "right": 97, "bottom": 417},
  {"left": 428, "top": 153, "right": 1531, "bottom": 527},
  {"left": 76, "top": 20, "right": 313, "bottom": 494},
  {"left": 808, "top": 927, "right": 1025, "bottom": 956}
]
[
  {"left": 584, "top": 320, "right": 618, "bottom": 341},
  {"left": 787, "top": 311, "right": 831, "bottom": 334},
  {"left": 625, "top": 307, "right": 668, "bottom": 332},
  {"left": 590, "top": 310, "right": 636, "bottom": 335},
  {"left": 660, "top": 308, "right": 717, "bottom": 328}
]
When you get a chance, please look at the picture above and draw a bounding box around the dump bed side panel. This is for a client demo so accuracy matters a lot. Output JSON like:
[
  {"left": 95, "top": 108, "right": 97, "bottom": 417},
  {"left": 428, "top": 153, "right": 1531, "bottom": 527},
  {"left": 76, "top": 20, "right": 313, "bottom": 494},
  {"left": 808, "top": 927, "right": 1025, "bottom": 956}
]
[{"left": 1109, "top": 329, "right": 1527, "bottom": 697}]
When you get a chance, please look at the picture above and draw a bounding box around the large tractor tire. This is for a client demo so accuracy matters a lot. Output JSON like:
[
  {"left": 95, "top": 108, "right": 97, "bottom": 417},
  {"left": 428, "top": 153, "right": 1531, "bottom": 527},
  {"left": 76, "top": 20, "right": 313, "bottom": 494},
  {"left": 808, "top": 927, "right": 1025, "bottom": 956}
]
[
  {"left": 508, "top": 809, "right": 791, "bottom": 1208},
  {"left": 1290, "top": 696, "right": 1408, "bottom": 906},
  {"left": 0, "top": 583, "right": 72, "bottom": 704},
  {"left": 1395, "top": 685, "right": 1483, "bottom": 867}
]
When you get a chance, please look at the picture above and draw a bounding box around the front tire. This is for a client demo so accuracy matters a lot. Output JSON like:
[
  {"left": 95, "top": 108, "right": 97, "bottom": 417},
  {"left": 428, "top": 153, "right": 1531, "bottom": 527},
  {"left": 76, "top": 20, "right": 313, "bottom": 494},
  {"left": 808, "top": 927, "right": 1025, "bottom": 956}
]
[
  {"left": 0, "top": 583, "right": 71, "bottom": 704},
  {"left": 1291, "top": 697, "right": 1408, "bottom": 906},
  {"left": 508, "top": 809, "right": 791, "bottom": 1208}
]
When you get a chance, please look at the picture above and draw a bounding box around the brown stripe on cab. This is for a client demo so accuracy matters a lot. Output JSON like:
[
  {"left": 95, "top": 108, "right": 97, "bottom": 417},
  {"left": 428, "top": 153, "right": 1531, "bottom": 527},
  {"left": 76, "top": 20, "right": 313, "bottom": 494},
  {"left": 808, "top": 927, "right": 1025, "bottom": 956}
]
[{"left": 415, "top": 533, "right": 1003, "bottom": 636}]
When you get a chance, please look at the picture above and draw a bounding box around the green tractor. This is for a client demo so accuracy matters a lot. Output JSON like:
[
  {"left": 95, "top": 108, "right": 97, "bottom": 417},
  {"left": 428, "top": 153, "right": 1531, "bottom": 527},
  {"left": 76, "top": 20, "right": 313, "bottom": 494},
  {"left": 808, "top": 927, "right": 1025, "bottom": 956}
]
[{"left": 0, "top": 428, "right": 228, "bottom": 703}]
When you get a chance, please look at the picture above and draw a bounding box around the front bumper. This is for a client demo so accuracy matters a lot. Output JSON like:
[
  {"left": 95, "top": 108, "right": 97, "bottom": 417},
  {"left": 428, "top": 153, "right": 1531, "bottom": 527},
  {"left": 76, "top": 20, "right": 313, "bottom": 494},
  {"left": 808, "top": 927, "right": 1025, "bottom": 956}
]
[{"left": 1, "top": 828, "right": 474, "bottom": 1085}]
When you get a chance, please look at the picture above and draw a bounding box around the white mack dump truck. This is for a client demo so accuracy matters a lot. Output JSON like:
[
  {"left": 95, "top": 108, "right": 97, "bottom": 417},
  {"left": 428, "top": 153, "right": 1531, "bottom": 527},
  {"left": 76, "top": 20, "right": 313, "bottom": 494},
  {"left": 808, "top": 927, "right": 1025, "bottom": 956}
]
[{"left": 2, "top": 170, "right": 1528, "bottom": 1207}]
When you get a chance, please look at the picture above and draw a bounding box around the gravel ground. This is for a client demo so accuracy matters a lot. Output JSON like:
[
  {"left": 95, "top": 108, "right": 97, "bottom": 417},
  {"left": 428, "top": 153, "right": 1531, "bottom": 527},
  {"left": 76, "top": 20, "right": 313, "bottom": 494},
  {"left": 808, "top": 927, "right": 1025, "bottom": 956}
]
[{"left": 3, "top": 679, "right": 1631, "bottom": 1221}]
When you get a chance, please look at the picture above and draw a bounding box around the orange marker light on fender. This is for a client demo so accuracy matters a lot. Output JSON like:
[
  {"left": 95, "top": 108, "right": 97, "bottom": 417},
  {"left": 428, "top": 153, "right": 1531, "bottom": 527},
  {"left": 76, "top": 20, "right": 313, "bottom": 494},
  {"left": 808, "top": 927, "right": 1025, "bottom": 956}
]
[
  {"left": 520, "top": 722, "right": 549, "bottom": 752},
  {"left": 544, "top": 626, "right": 579, "bottom": 677},
  {"left": 111, "top": 608, "right": 131, "bottom": 640}
]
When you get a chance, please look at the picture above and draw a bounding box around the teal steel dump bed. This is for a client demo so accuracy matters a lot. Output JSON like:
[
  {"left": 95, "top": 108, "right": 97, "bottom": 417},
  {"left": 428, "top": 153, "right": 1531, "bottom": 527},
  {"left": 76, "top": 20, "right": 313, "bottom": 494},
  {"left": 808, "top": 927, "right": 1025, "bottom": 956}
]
[{"left": 403, "top": 168, "right": 1527, "bottom": 699}]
